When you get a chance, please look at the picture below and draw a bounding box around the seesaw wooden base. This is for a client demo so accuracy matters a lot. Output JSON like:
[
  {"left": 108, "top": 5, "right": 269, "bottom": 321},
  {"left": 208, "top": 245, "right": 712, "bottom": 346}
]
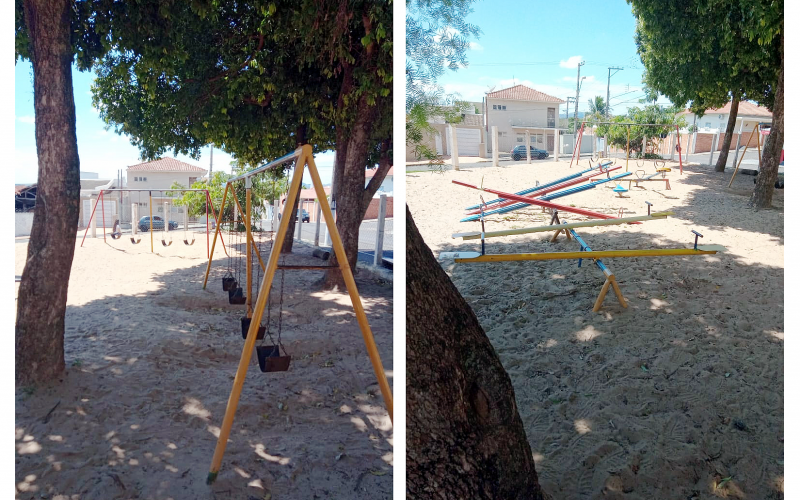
[{"left": 593, "top": 274, "right": 627, "bottom": 312}]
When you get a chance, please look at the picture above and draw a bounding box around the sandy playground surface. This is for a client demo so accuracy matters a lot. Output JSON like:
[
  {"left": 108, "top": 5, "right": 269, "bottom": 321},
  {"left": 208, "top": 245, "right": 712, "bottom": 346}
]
[
  {"left": 408, "top": 158, "right": 783, "bottom": 499},
  {"left": 15, "top": 232, "right": 393, "bottom": 499}
]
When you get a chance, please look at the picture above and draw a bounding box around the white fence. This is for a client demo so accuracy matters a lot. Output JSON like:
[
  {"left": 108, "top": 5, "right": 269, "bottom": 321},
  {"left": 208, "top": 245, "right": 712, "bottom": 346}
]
[{"left": 15, "top": 212, "right": 34, "bottom": 237}]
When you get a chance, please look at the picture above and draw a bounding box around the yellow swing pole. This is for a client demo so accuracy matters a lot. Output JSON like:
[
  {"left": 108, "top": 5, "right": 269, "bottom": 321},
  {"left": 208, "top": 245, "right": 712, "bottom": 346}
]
[
  {"left": 230, "top": 190, "right": 266, "bottom": 272},
  {"left": 207, "top": 150, "right": 307, "bottom": 484},
  {"left": 149, "top": 191, "right": 154, "bottom": 253},
  {"left": 728, "top": 125, "right": 758, "bottom": 187},
  {"left": 202, "top": 183, "right": 231, "bottom": 289},
  {"left": 306, "top": 152, "right": 394, "bottom": 422}
]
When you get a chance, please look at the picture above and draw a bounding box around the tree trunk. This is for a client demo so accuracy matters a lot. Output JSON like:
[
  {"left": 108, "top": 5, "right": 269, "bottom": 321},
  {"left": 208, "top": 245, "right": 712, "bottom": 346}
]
[
  {"left": 16, "top": 0, "right": 81, "bottom": 386},
  {"left": 406, "top": 206, "right": 550, "bottom": 500},
  {"left": 322, "top": 94, "right": 379, "bottom": 288},
  {"left": 280, "top": 191, "right": 300, "bottom": 253},
  {"left": 750, "top": 39, "right": 783, "bottom": 208},
  {"left": 714, "top": 94, "right": 740, "bottom": 172}
]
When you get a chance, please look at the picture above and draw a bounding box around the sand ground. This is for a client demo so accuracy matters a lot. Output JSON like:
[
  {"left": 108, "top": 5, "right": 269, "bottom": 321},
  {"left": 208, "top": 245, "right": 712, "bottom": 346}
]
[
  {"left": 15, "top": 233, "right": 393, "bottom": 499},
  {"left": 408, "top": 158, "right": 783, "bottom": 499}
]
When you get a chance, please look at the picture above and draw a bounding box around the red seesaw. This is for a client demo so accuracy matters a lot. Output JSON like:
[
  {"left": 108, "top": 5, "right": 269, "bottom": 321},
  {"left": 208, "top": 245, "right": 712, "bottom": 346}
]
[{"left": 452, "top": 179, "right": 640, "bottom": 222}]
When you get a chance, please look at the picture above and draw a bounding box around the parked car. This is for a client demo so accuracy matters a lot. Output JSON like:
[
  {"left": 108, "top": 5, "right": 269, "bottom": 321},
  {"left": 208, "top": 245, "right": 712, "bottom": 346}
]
[
  {"left": 511, "top": 145, "right": 549, "bottom": 161},
  {"left": 299, "top": 209, "right": 310, "bottom": 223},
  {"left": 138, "top": 215, "right": 178, "bottom": 231}
]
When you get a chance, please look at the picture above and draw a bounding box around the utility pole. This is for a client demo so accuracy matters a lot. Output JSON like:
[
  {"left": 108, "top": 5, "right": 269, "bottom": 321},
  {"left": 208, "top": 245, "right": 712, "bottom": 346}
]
[
  {"left": 606, "top": 67, "right": 623, "bottom": 120},
  {"left": 209, "top": 144, "right": 214, "bottom": 179},
  {"left": 565, "top": 97, "right": 575, "bottom": 128},
  {"left": 573, "top": 61, "right": 585, "bottom": 134}
]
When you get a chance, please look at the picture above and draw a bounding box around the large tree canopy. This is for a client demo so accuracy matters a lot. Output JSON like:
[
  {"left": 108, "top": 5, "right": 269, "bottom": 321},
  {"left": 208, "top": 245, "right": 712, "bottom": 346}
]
[
  {"left": 90, "top": 0, "right": 393, "bottom": 279},
  {"left": 629, "top": 0, "right": 780, "bottom": 113},
  {"left": 629, "top": 0, "right": 782, "bottom": 176}
]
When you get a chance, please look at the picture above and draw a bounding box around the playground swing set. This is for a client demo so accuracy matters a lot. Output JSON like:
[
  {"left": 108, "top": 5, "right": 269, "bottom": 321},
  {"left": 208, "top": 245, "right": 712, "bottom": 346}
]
[
  {"left": 200, "top": 145, "right": 393, "bottom": 484},
  {"left": 81, "top": 188, "right": 225, "bottom": 258}
]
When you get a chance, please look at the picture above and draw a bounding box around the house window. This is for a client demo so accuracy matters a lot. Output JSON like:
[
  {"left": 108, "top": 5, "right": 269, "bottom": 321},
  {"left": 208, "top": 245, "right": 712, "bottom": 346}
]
[
  {"left": 705, "top": 122, "right": 711, "bottom": 129},
  {"left": 188, "top": 177, "right": 197, "bottom": 185},
  {"left": 502, "top": 105, "right": 507, "bottom": 110},
  {"left": 493, "top": 105, "right": 497, "bottom": 110},
  {"left": 517, "top": 136, "right": 524, "bottom": 142}
]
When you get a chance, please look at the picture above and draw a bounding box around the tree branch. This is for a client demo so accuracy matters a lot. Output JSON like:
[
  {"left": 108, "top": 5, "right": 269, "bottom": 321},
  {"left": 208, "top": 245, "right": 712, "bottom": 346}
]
[{"left": 363, "top": 137, "right": 391, "bottom": 207}]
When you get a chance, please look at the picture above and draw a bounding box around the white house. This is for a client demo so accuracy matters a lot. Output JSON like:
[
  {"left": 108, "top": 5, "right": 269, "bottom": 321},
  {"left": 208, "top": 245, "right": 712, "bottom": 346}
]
[
  {"left": 124, "top": 158, "right": 207, "bottom": 226},
  {"left": 365, "top": 165, "right": 393, "bottom": 195},
  {"left": 678, "top": 101, "right": 772, "bottom": 150},
  {"left": 485, "top": 85, "right": 566, "bottom": 154}
]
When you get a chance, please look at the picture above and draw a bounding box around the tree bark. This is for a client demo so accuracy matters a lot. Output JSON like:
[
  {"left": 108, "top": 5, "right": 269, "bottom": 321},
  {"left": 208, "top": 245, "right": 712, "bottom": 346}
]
[
  {"left": 750, "top": 38, "right": 783, "bottom": 208},
  {"left": 322, "top": 94, "right": 386, "bottom": 289},
  {"left": 406, "top": 206, "right": 550, "bottom": 500},
  {"left": 714, "top": 94, "right": 740, "bottom": 172},
  {"left": 280, "top": 126, "right": 307, "bottom": 253},
  {"left": 16, "top": 0, "right": 81, "bottom": 386}
]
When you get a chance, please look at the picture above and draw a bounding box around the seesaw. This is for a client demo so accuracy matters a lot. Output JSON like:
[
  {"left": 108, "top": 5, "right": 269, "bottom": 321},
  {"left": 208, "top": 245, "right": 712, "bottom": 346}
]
[
  {"left": 463, "top": 165, "right": 621, "bottom": 217},
  {"left": 439, "top": 246, "right": 723, "bottom": 263},
  {"left": 453, "top": 180, "right": 634, "bottom": 222},
  {"left": 465, "top": 160, "right": 615, "bottom": 210},
  {"left": 452, "top": 211, "right": 674, "bottom": 240}
]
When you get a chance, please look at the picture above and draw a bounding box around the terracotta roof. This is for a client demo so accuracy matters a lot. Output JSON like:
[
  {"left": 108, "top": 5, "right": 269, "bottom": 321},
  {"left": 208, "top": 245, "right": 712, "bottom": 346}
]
[
  {"left": 487, "top": 85, "right": 566, "bottom": 104},
  {"left": 365, "top": 166, "right": 394, "bottom": 178},
  {"left": 679, "top": 101, "right": 772, "bottom": 118},
  {"left": 127, "top": 157, "right": 207, "bottom": 173}
]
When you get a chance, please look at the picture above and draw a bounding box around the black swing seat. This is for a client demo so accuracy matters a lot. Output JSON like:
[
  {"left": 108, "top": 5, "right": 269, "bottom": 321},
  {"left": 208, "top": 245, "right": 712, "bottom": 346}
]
[
  {"left": 256, "top": 345, "right": 291, "bottom": 372},
  {"left": 161, "top": 240, "right": 173, "bottom": 247},
  {"left": 240, "top": 317, "right": 266, "bottom": 340},
  {"left": 183, "top": 238, "right": 195, "bottom": 246},
  {"left": 229, "top": 287, "right": 246, "bottom": 305},
  {"left": 222, "top": 276, "right": 237, "bottom": 291},
  {"left": 130, "top": 236, "right": 142, "bottom": 244}
]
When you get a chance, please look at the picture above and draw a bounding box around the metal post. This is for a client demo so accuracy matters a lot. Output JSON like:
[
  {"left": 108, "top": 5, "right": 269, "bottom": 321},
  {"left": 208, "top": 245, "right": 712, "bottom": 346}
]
[
  {"left": 132, "top": 204, "right": 138, "bottom": 236},
  {"left": 164, "top": 201, "right": 170, "bottom": 238},
  {"left": 374, "top": 194, "right": 387, "bottom": 267},
  {"left": 708, "top": 133, "right": 717, "bottom": 165},
  {"left": 272, "top": 199, "right": 280, "bottom": 233},
  {"left": 314, "top": 201, "right": 322, "bottom": 247},
  {"left": 296, "top": 201, "right": 302, "bottom": 241},
  {"left": 573, "top": 61, "right": 585, "bottom": 134},
  {"left": 90, "top": 195, "right": 97, "bottom": 238},
  {"left": 731, "top": 119, "right": 743, "bottom": 169}
]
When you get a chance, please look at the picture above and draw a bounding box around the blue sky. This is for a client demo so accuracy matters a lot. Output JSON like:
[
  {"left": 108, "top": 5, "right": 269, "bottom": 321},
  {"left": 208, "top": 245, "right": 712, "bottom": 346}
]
[
  {"left": 434, "top": 0, "right": 673, "bottom": 115},
  {"left": 14, "top": 62, "right": 334, "bottom": 185}
]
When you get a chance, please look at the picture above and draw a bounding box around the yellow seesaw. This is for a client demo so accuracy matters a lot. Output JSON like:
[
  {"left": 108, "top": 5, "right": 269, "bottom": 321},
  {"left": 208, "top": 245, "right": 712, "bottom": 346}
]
[{"left": 440, "top": 246, "right": 723, "bottom": 263}]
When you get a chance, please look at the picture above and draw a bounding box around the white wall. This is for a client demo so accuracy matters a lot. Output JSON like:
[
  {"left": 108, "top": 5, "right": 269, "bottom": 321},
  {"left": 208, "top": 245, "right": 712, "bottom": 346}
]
[
  {"left": 487, "top": 99, "right": 560, "bottom": 153},
  {"left": 127, "top": 171, "right": 205, "bottom": 190},
  {"left": 15, "top": 213, "right": 34, "bottom": 237}
]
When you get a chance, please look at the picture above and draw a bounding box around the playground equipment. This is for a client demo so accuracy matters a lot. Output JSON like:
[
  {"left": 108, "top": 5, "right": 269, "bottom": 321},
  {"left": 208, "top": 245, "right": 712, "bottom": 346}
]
[
  {"left": 453, "top": 179, "right": 633, "bottom": 222},
  {"left": 613, "top": 183, "right": 628, "bottom": 197},
  {"left": 633, "top": 167, "right": 672, "bottom": 190},
  {"left": 445, "top": 187, "right": 723, "bottom": 311},
  {"left": 462, "top": 165, "right": 621, "bottom": 220},
  {"left": 727, "top": 123, "right": 764, "bottom": 187},
  {"left": 202, "top": 145, "right": 393, "bottom": 484},
  {"left": 81, "top": 188, "right": 221, "bottom": 258},
  {"left": 572, "top": 121, "right": 684, "bottom": 175}
]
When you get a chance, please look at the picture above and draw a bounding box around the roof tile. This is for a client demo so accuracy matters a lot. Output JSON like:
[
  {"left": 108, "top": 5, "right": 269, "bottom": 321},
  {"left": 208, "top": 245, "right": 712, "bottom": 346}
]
[
  {"left": 487, "top": 85, "right": 566, "bottom": 104},
  {"left": 127, "top": 158, "right": 208, "bottom": 173}
]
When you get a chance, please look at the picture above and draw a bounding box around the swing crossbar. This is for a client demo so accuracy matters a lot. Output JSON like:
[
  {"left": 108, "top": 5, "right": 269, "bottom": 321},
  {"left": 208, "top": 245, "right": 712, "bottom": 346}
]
[{"left": 227, "top": 148, "right": 302, "bottom": 183}]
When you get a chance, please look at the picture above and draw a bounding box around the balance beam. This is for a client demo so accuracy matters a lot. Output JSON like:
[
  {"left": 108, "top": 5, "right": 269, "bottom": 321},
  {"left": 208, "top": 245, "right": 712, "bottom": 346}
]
[
  {"left": 439, "top": 247, "right": 721, "bottom": 263},
  {"left": 453, "top": 180, "right": 628, "bottom": 222},
  {"left": 452, "top": 211, "right": 673, "bottom": 240}
]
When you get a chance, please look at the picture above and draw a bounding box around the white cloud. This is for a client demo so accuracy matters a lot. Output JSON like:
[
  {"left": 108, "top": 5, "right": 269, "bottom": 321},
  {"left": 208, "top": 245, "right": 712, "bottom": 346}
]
[
  {"left": 469, "top": 42, "right": 484, "bottom": 51},
  {"left": 17, "top": 116, "right": 35, "bottom": 124},
  {"left": 559, "top": 56, "right": 583, "bottom": 69}
]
